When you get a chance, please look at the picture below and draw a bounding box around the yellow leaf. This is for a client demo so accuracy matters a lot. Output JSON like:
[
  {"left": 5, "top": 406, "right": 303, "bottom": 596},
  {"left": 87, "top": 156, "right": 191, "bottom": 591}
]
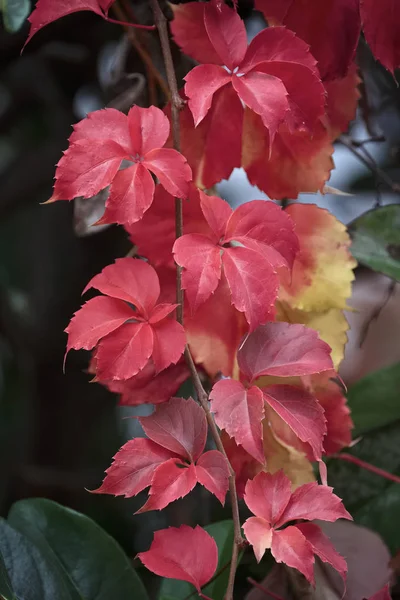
[{"left": 280, "top": 204, "right": 357, "bottom": 313}]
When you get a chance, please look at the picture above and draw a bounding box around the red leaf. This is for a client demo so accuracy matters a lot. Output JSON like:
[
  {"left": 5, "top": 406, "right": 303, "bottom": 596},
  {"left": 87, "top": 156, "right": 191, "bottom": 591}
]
[
  {"left": 173, "top": 234, "right": 222, "bottom": 312},
  {"left": 200, "top": 191, "right": 232, "bottom": 240},
  {"left": 104, "top": 361, "right": 189, "bottom": 406},
  {"left": 182, "top": 3, "right": 324, "bottom": 144},
  {"left": 51, "top": 140, "right": 128, "bottom": 202},
  {"left": 263, "top": 385, "right": 326, "bottom": 460},
  {"left": 138, "top": 525, "right": 218, "bottom": 591},
  {"left": 139, "top": 397, "right": 207, "bottom": 462},
  {"left": 255, "top": 62, "right": 326, "bottom": 133},
  {"left": 244, "top": 471, "right": 292, "bottom": 524},
  {"left": 83, "top": 258, "right": 160, "bottom": 316},
  {"left": 170, "top": 2, "right": 221, "bottom": 65},
  {"left": 172, "top": 86, "right": 243, "bottom": 190},
  {"left": 137, "top": 459, "right": 197, "bottom": 513},
  {"left": 361, "top": 0, "right": 400, "bottom": 74},
  {"left": 65, "top": 296, "right": 133, "bottom": 353},
  {"left": 224, "top": 200, "right": 299, "bottom": 270},
  {"left": 186, "top": 273, "right": 248, "bottom": 378},
  {"left": 232, "top": 72, "right": 288, "bottom": 145},
  {"left": 185, "top": 64, "right": 231, "bottom": 126},
  {"left": 69, "top": 108, "right": 131, "bottom": 149},
  {"left": 243, "top": 517, "right": 273, "bottom": 563},
  {"left": 242, "top": 110, "right": 334, "bottom": 200},
  {"left": 143, "top": 148, "right": 191, "bottom": 199},
  {"left": 195, "top": 450, "right": 230, "bottom": 504},
  {"left": 314, "top": 376, "right": 353, "bottom": 455},
  {"left": 242, "top": 26, "right": 318, "bottom": 75},
  {"left": 126, "top": 186, "right": 212, "bottom": 268},
  {"left": 127, "top": 105, "right": 169, "bottom": 155},
  {"left": 92, "top": 438, "right": 175, "bottom": 497},
  {"left": 99, "top": 163, "right": 155, "bottom": 226},
  {"left": 210, "top": 379, "right": 265, "bottom": 463},
  {"left": 95, "top": 322, "right": 154, "bottom": 381},
  {"left": 255, "top": 0, "right": 360, "bottom": 81},
  {"left": 238, "top": 322, "right": 334, "bottom": 382},
  {"left": 276, "top": 481, "right": 352, "bottom": 527},
  {"left": 223, "top": 246, "right": 278, "bottom": 330},
  {"left": 151, "top": 318, "right": 186, "bottom": 373},
  {"left": 203, "top": 1, "right": 247, "bottom": 70},
  {"left": 367, "top": 585, "right": 392, "bottom": 600},
  {"left": 271, "top": 526, "right": 315, "bottom": 584},
  {"left": 25, "top": 0, "right": 106, "bottom": 47},
  {"left": 295, "top": 522, "right": 347, "bottom": 582},
  {"left": 49, "top": 106, "right": 191, "bottom": 226}
]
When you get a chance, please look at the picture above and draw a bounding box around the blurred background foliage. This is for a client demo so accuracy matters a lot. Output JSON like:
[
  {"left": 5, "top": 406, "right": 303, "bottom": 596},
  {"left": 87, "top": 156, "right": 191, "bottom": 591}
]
[{"left": 0, "top": 0, "right": 400, "bottom": 598}]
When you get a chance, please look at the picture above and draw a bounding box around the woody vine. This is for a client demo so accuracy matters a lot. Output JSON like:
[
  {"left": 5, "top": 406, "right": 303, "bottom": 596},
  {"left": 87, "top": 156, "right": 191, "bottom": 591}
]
[{"left": 12, "top": 0, "right": 400, "bottom": 599}]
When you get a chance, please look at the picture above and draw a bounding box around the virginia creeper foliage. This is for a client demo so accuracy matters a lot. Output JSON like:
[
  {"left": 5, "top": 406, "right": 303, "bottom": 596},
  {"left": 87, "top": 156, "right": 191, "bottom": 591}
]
[{"left": 23, "top": 0, "right": 400, "bottom": 595}]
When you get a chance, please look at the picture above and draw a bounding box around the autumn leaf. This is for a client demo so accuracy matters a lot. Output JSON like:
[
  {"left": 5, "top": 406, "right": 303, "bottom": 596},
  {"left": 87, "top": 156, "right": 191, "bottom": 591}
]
[
  {"left": 172, "top": 2, "right": 325, "bottom": 150},
  {"left": 138, "top": 525, "right": 218, "bottom": 592},
  {"left": 49, "top": 106, "right": 191, "bottom": 226},
  {"left": 173, "top": 193, "right": 298, "bottom": 330},
  {"left": 243, "top": 471, "right": 351, "bottom": 582},
  {"left": 66, "top": 258, "right": 186, "bottom": 381},
  {"left": 255, "top": 0, "right": 360, "bottom": 81},
  {"left": 93, "top": 397, "right": 229, "bottom": 510},
  {"left": 360, "top": 0, "right": 400, "bottom": 74}
]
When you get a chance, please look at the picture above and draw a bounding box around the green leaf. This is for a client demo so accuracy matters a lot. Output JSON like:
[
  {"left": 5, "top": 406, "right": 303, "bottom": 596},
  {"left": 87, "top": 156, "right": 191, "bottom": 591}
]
[
  {"left": 8, "top": 499, "right": 148, "bottom": 600},
  {"left": 0, "top": 545, "right": 16, "bottom": 600},
  {"left": 354, "top": 482, "right": 400, "bottom": 555},
  {"left": 349, "top": 205, "right": 400, "bottom": 281},
  {"left": 1, "top": 0, "right": 30, "bottom": 33},
  {"left": 347, "top": 363, "right": 400, "bottom": 436},
  {"left": 328, "top": 421, "right": 400, "bottom": 514},
  {"left": 159, "top": 520, "right": 235, "bottom": 600},
  {"left": 0, "top": 518, "right": 72, "bottom": 600}
]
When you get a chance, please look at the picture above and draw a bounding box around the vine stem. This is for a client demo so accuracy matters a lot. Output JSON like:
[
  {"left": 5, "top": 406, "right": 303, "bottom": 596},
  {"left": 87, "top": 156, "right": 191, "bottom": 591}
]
[
  {"left": 333, "top": 453, "right": 400, "bottom": 484},
  {"left": 247, "top": 578, "right": 286, "bottom": 600},
  {"left": 149, "top": 2, "right": 244, "bottom": 598}
]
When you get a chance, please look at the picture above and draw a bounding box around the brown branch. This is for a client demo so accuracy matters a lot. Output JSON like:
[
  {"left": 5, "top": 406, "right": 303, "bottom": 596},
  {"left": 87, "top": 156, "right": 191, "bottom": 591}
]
[
  {"left": 339, "top": 134, "right": 400, "bottom": 193},
  {"left": 112, "top": 2, "right": 170, "bottom": 101},
  {"left": 359, "top": 278, "right": 397, "bottom": 346},
  {"left": 149, "top": 3, "right": 244, "bottom": 599}
]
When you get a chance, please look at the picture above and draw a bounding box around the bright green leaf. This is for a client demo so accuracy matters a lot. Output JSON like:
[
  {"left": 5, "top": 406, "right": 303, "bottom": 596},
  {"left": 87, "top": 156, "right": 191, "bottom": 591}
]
[
  {"left": 159, "top": 520, "right": 235, "bottom": 600},
  {"left": 0, "top": 519, "right": 72, "bottom": 600},
  {"left": 347, "top": 363, "right": 400, "bottom": 436},
  {"left": 1, "top": 0, "right": 30, "bottom": 33},
  {"left": 350, "top": 205, "right": 400, "bottom": 281},
  {"left": 8, "top": 499, "right": 148, "bottom": 600}
]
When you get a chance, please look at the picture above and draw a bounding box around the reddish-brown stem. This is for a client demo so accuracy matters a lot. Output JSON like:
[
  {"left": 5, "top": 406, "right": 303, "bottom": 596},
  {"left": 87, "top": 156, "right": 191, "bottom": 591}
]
[
  {"left": 247, "top": 578, "right": 286, "bottom": 600},
  {"left": 334, "top": 453, "right": 400, "bottom": 484},
  {"left": 106, "top": 16, "right": 156, "bottom": 30},
  {"left": 149, "top": 3, "right": 243, "bottom": 599},
  {"left": 112, "top": 2, "right": 170, "bottom": 101}
]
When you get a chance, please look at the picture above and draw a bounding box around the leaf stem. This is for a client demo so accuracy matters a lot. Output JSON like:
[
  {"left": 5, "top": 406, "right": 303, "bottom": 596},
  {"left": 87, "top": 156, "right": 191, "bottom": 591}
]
[
  {"left": 149, "top": 3, "right": 244, "bottom": 598},
  {"left": 105, "top": 16, "right": 156, "bottom": 30},
  {"left": 333, "top": 452, "right": 400, "bottom": 484},
  {"left": 247, "top": 578, "right": 286, "bottom": 600}
]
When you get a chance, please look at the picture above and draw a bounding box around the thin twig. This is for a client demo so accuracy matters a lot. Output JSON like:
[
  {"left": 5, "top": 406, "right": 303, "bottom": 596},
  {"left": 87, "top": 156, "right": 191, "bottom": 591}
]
[
  {"left": 106, "top": 15, "right": 156, "bottom": 30},
  {"left": 333, "top": 453, "right": 400, "bottom": 484},
  {"left": 112, "top": 2, "right": 170, "bottom": 101},
  {"left": 247, "top": 578, "right": 286, "bottom": 600},
  {"left": 339, "top": 134, "right": 400, "bottom": 193},
  {"left": 149, "top": 3, "right": 244, "bottom": 599},
  {"left": 359, "top": 278, "right": 397, "bottom": 346}
]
